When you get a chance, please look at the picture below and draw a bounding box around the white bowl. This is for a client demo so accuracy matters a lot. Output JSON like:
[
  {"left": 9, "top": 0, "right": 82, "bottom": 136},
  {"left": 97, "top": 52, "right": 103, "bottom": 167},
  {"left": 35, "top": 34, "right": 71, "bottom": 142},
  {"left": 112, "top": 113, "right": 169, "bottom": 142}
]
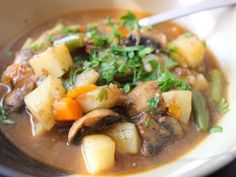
[{"left": 0, "top": 0, "right": 236, "bottom": 177}]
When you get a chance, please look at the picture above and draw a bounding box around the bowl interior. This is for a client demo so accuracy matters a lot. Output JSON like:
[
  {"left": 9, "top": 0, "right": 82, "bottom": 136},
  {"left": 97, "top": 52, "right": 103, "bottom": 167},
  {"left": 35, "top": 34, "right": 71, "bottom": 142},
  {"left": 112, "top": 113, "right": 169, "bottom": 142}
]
[{"left": 1, "top": 0, "right": 236, "bottom": 177}]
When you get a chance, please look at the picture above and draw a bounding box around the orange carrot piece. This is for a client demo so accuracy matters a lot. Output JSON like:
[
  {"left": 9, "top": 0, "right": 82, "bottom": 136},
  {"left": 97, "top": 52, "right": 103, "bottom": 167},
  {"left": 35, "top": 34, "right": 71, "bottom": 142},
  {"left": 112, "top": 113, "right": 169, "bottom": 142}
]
[
  {"left": 66, "top": 84, "right": 97, "bottom": 99},
  {"left": 53, "top": 97, "right": 83, "bottom": 121},
  {"left": 168, "top": 103, "right": 181, "bottom": 120},
  {"left": 119, "top": 27, "right": 129, "bottom": 37}
]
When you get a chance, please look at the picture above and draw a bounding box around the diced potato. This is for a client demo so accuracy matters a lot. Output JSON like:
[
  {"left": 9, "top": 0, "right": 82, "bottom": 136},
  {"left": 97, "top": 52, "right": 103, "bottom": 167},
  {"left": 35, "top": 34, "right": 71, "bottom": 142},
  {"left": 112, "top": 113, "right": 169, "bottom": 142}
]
[
  {"left": 29, "top": 44, "right": 73, "bottom": 78},
  {"left": 162, "top": 90, "right": 192, "bottom": 124},
  {"left": 77, "top": 84, "right": 124, "bottom": 113},
  {"left": 81, "top": 134, "right": 115, "bottom": 174},
  {"left": 24, "top": 76, "right": 66, "bottom": 130},
  {"left": 75, "top": 69, "right": 99, "bottom": 87},
  {"left": 194, "top": 74, "right": 209, "bottom": 91},
  {"left": 169, "top": 35, "right": 206, "bottom": 68},
  {"left": 106, "top": 122, "right": 140, "bottom": 154}
]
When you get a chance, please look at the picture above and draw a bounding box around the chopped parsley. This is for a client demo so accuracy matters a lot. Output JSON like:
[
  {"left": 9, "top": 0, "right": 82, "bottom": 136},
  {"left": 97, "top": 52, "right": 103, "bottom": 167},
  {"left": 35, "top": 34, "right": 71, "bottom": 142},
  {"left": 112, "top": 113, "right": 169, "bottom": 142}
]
[
  {"left": 217, "top": 99, "right": 229, "bottom": 113},
  {"left": 167, "top": 43, "right": 178, "bottom": 53},
  {"left": 123, "top": 83, "right": 132, "bottom": 94},
  {"left": 64, "top": 66, "right": 83, "bottom": 90},
  {"left": 0, "top": 106, "right": 15, "bottom": 125},
  {"left": 138, "top": 47, "right": 154, "bottom": 58},
  {"left": 120, "top": 11, "right": 139, "bottom": 30},
  {"left": 209, "top": 125, "right": 223, "bottom": 134},
  {"left": 145, "top": 118, "right": 151, "bottom": 128},
  {"left": 97, "top": 86, "right": 108, "bottom": 101},
  {"left": 183, "top": 32, "right": 192, "bottom": 38},
  {"left": 166, "top": 58, "right": 178, "bottom": 69},
  {"left": 157, "top": 71, "right": 190, "bottom": 92},
  {"left": 147, "top": 96, "right": 159, "bottom": 110}
]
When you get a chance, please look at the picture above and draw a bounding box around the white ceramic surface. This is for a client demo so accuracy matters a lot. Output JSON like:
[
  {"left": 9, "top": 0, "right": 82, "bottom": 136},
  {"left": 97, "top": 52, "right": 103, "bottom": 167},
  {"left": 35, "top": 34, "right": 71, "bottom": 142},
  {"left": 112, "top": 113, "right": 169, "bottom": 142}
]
[{"left": 0, "top": 0, "right": 236, "bottom": 177}]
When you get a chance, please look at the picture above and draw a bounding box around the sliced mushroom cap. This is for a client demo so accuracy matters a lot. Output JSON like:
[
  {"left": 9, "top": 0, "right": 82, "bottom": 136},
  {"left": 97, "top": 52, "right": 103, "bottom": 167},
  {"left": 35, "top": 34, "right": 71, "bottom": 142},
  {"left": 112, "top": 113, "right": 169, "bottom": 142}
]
[
  {"left": 140, "top": 28, "right": 167, "bottom": 49},
  {"left": 68, "top": 108, "right": 119, "bottom": 143},
  {"left": 134, "top": 113, "right": 183, "bottom": 157}
]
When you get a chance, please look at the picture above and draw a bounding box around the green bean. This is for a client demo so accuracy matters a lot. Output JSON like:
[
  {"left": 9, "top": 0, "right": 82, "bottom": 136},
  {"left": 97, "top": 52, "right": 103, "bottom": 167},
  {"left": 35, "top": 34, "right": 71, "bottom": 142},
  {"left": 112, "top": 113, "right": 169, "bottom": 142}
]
[
  {"left": 209, "top": 69, "right": 223, "bottom": 103},
  {"left": 54, "top": 33, "right": 85, "bottom": 51},
  {"left": 192, "top": 90, "right": 210, "bottom": 132}
]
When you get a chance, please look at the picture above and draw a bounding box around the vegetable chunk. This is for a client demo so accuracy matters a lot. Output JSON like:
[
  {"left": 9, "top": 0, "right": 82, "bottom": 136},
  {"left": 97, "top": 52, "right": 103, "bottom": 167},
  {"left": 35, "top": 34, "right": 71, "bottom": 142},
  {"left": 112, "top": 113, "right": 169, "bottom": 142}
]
[
  {"left": 169, "top": 34, "right": 206, "bottom": 68},
  {"left": 107, "top": 122, "right": 140, "bottom": 154},
  {"left": 162, "top": 90, "right": 192, "bottom": 124},
  {"left": 29, "top": 44, "right": 73, "bottom": 78},
  {"left": 24, "top": 76, "right": 65, "bottom": 130},
  {"left": 81, "top": 134, "right": 115, "bottom": 174}
]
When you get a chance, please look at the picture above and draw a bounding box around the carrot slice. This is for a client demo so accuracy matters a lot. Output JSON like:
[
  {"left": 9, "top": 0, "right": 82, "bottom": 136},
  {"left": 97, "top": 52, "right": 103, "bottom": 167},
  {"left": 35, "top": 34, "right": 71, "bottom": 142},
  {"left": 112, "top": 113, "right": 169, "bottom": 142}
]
[
  {"left": 119, "top": 27, "right": 129, "bottom": 37},
  {"left": 66, "top": 84, "right": 97, "bottom": 98},
  {"left": 53, "top": 97, "right": 83, "bottom": 121},
  {"left": 168, "top": 103, "right": 181, "bottom": 120}
]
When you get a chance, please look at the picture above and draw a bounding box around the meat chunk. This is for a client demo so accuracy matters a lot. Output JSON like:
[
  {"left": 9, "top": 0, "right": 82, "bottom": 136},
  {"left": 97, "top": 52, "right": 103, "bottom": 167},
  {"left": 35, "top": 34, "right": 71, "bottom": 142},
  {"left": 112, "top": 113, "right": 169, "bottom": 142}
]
[
  {"left": 127, "top": 81, "right": 158, "bottom": 117},
  {"left": 134, "top": 113, "right": 183, "bottom": 157},
  {"left": 2, "top": 62, "right": 38, "bottom": 112}
]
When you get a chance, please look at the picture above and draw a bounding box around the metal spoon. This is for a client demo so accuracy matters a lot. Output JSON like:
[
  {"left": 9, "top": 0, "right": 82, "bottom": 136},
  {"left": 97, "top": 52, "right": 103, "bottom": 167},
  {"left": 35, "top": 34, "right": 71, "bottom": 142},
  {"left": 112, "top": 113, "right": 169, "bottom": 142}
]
[{"left": 139, "top": 0, "right": 236, "bottom": 27}]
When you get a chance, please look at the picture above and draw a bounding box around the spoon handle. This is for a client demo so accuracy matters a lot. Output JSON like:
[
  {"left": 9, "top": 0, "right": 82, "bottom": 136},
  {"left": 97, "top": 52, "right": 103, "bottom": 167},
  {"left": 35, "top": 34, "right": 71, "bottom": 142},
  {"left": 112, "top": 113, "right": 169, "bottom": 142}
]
[{"left": 139, "top": 0, "right": 236, "bottom": 27}]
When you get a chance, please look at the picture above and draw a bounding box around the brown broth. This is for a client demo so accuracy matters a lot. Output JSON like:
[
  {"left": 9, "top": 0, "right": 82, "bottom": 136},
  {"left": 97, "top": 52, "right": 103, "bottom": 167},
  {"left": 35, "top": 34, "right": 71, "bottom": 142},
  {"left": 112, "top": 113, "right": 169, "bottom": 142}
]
[{"left": 0, "top": 9, "right": 225, "bottom": 176}]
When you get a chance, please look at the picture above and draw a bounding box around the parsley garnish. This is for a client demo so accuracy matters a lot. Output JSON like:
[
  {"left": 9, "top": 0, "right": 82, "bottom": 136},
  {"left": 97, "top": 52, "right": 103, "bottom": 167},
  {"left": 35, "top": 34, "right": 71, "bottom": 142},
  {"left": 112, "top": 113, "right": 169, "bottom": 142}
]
[
  {"left": 167, "top": 43, "right": 178, "bottom": 53},
  {"left": 166, "top": 58, "right": 178, "bottom": 69},
  {"left": 0, "top": 106, "right": 15, "bottom": 124},
  {"left": 157, "top": 71, "right": 190, "bottom": 92},
  {"left": 64, "top": 66, "right": 83, "bottom": 90},
  {"left": 97, "top": 86, "right": 108, "bottom": 101},
  {"left": 145, "top": 118, "right": 151, "bottom": 128},
  {"left": 217, "top": 99, "right": 229, "bottom": 113},
  {"left": 147, "top": 96, "right": 159, "bottom": 110},
  {"left": 123, "top": 83, "right": 132, "bottom": 94},
  {"left": 138, "top": 47, "right": 154, "bottom": 58},
  {"left": 209, "top": 125, "right": 223, "bottom": 134},
  {"left": 184, "top": 32, "right": 192, "bottom": 38},
  {"left": 120, "top": 11, "right": 139, "bottom": 30}
]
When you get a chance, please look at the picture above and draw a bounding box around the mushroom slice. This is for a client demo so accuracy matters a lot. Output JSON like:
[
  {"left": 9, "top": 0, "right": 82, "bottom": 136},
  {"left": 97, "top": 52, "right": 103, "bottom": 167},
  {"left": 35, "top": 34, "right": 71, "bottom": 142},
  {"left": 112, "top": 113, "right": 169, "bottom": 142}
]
[
  {"left": 68, "top": 108, "right": 119, "bottom": 143},
  {"left": 140, "top": 28, "right": 167, "bottom": 49}
]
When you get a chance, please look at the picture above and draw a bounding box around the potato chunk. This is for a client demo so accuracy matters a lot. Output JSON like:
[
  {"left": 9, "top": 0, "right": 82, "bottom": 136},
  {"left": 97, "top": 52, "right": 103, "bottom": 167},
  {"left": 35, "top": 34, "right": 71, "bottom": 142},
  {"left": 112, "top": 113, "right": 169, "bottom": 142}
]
[
  {"left": 29, "top": 44, "right": 73, "bottom": 78},
  {"left": 75, "top": 69, "right": 99, "bottom": 87},
  {"left": 107, "top": 122, "right": 140, "bottom": 154},
  {"left": 24, "top": 76, "right": 65, "bottom": 130},
  {"left": 169, "top": 34, "right": 206, "bottom": 68},
  {"left": 77, "top": 84, "right": 124, "bottom": 113},
  {"left": 81, "top": 134, "right": 115, "bottom": 174},
  {"left": 162, "top": 90, "right": 192, "bottom": 124}
]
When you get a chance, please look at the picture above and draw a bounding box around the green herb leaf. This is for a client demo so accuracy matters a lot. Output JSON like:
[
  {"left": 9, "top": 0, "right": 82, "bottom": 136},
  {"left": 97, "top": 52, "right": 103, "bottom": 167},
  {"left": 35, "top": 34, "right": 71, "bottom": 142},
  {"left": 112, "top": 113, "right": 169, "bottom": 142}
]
[
  {"left": 123, "top": 83, "right": 132, "bottom": 94},
  {"left": 97, "top": 86, "right": 108, "bottom": 101},
  {"left": 166, "top": 58, "right": 178, "bottom": 69},
  {"left": 147, "top": 96, "right": 159, "bottom": 110},
  {"left": 100, "top": 61, "right": 117, "bottom": 82},
  {"left": 217, "top": 99, "right": 229, "bottom": 113},
  {"left": 145, "top": 118, "right": 151, "bottom": 128},
  {"left": 167, "top": 43, "right": 178, "bottom": 53},
  {"left": 148, "top": 60, "right": 159, "bottom": 68},
  {"left": 138, "top": 47, "right": 154, "bottom": 58},
  {"left": 120, "top": 11, "right": 139, "bottom": 30},
  {"left": 209, "top": 125, "right": 223, "bottom": 134},
  {"left": 183, "top": 32, "right": 192, "bottom": 38},
  {"left": 157, "top": 71, "right": 190, "bottom": 92},
  {"left": 63, "top": 66, "right": 83, "bottom": 90},
  {"left": 0, "top": 106, "right": 15, "bottom": 125}
]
